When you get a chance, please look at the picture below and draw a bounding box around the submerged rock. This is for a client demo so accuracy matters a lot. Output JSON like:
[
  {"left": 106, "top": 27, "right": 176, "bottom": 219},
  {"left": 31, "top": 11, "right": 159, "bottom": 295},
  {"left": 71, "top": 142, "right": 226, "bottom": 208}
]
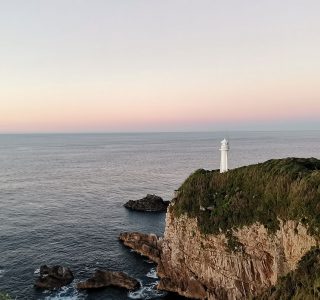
[
  {"left": 119, "top": 232, "right": 162, "bottom": 263},
  {"left": 124, "top": 194, "right": 170, "bottom": 212},
  {"left": 34, "top": 265, "right": 74, "bottom": 289},
  {"left": 77, "top": 270, "right": 140, "bottom": 290}
]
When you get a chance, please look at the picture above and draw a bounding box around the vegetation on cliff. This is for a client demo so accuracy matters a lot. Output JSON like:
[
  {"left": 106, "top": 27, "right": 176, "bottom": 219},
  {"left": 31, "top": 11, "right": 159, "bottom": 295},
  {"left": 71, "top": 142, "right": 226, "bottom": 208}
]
[
  {"left": 172, "top": 157, "right": 320, "bottom": 236},
  {"left": 0, "top": 292, "right": 12, "bottom": 300},
  {"left": 256, "top": 247, "right": 320, "bottom": 300}
]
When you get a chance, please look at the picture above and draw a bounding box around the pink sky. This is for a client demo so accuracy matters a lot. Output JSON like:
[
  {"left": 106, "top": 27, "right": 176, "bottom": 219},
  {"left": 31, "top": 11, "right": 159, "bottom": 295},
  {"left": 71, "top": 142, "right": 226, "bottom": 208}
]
[{"left": 1, "top": 1, "right": 320, "bottom": 132}]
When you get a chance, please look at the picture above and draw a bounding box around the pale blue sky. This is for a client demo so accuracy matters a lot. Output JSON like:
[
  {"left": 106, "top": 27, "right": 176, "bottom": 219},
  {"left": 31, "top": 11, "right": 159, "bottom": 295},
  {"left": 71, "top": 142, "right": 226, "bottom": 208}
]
[{"left": 1, "top": 1, "right": 320, "bottom": 132}]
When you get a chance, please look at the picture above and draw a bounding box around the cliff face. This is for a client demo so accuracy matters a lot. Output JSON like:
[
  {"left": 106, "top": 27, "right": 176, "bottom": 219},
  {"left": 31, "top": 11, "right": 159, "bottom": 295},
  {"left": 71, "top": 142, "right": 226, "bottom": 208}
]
[
  {"left": 157, "top": 210, "right": 317, "bottom": 299},
  {"left": 119, "top": 158, "right": 320, "bottom": 299}
]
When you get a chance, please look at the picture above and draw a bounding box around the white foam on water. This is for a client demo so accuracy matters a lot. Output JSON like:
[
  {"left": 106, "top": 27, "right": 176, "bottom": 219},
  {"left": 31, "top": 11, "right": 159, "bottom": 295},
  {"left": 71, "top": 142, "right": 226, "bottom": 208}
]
[
  {"left": 128, "top": 281, "right": 166, "bottom": 299},
  {"left": 34, "top": 268, "right": 40, "bottom": 275},
  {"left": 143, "top": 259, "right": 154, "bottom": 264},
  {"left": 146, "top": 268, "right": 158, "bottom": 279},
  {"left": 42, "top": 284, "right": 86, "bottom": 300},
  {"left": 44, "top": 296, "right": 78, "bottom": 300}
]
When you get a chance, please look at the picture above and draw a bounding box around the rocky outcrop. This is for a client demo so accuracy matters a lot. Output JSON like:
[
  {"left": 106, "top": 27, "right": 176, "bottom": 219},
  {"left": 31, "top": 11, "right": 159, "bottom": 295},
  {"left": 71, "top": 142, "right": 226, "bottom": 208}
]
[
  {"left": 34, "top": 265, "right": 74, "bottom": 289},
  {"left": 118, "top": 211, "right": 319, "bottom": 299},
  {"left": 124, "top": 194, "right": 170, "bottom": 212},
  {"left": 256, "top": 248, "right": 320, "bottom": 299},
  {"left": 157, "top": 210, "right": 318, "bottom": 299},
  {"left": 119, "top": 232, "right": 162, "bottom": 263},
  {"left": 77, "top": 270, "right": 140, "bottom": 290},
  {"left": 120, "top": 159, "right": 320, "bottom": 299}
]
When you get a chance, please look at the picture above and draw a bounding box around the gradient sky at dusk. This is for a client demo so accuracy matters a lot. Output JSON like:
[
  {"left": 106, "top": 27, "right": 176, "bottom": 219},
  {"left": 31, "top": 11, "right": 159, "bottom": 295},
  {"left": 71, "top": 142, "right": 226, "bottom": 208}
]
[{"left": 1, "top": 0, "right": 320, "bottom": 133}]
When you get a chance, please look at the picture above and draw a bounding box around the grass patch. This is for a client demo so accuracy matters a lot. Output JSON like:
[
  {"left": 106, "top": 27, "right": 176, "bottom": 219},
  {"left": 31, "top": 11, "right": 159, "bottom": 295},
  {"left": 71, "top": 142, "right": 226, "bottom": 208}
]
[{"left": 173, "top": 157, "right": 320, "bottom": 236}]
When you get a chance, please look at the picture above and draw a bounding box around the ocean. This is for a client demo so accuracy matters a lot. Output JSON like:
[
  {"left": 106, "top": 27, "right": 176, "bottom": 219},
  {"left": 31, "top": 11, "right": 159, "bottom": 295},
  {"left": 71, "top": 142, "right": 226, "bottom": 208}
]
[{"left": 0, "top": 131, "right": 319, "bottom": 300}]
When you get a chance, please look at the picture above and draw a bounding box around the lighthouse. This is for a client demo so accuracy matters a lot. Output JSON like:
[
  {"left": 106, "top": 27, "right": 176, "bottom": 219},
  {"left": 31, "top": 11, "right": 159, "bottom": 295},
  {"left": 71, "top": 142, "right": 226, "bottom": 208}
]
[{"left": 220, "top": 139, "right": 229, "bottom": 173}]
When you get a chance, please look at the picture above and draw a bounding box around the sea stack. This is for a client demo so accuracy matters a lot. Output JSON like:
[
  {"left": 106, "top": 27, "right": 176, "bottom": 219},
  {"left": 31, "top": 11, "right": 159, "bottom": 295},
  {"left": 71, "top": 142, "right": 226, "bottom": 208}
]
[{"left": 124, "top": 194, "right": 170, "bottom": 212}]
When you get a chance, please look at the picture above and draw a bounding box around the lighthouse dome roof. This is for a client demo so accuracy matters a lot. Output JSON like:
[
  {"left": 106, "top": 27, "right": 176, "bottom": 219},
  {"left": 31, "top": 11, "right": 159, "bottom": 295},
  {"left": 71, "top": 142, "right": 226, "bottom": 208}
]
[{"left": 221, "top": 138, "right": 228, "bottom": 145}]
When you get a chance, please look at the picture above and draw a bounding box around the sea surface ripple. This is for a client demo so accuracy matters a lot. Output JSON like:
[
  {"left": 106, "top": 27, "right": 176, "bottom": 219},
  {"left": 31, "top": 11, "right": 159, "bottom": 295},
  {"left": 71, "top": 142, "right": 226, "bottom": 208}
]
[{"left": 0, "top": 131, "right": 319, "bottom": 299}]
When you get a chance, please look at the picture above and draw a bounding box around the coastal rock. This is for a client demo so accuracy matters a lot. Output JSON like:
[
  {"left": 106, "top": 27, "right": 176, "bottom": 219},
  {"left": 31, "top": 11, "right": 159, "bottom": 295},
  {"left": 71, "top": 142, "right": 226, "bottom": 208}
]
[
  {"left": 34, "top": 265, "right": 74, "bottom": 289},
  {"left": 76, "top": 270, "right": 140, "bottom": 290},
  {"left": 124, "top": 194, "right": 170, "bottom": 212},
  {"left": 157, "top": 211, "right": 317, "bottom": 300},
  {"left": 119, "top": 232, "right": 162, "bottom": 263},
  {"left": 120, "top": 159, "right": 320, "bottom": 299},
  {"left": 119, "top": 216, "right": 317, "bottom": 299}
]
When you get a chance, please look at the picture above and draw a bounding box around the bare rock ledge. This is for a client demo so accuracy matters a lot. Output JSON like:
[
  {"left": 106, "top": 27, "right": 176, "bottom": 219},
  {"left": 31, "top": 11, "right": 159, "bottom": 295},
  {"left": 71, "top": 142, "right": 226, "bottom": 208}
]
[
  {"left": 77, "top": 270, "right": 140, "bottom": 290},
  {"left": 119, "top": 232, "right": 162, "bottom": 263},
  {"left": 34, "top": 265, "right": 74, "bottom": 289}
]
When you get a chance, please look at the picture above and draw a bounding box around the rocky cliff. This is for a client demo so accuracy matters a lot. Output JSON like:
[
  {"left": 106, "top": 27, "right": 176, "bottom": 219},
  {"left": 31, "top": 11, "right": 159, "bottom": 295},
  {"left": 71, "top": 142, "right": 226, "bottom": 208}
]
[
  {"left": 121, "top": 158, "right": 320, "bottom": 299},
  {"left": 157, "top": 211, "right": 317, "bottom": 299}
]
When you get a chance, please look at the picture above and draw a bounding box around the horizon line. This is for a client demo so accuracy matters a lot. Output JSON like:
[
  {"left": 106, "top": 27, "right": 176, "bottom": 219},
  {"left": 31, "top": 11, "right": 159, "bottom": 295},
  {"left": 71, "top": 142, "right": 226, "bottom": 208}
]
[{"left": 1, "top": 129, "right": 320, "bottom": 135}]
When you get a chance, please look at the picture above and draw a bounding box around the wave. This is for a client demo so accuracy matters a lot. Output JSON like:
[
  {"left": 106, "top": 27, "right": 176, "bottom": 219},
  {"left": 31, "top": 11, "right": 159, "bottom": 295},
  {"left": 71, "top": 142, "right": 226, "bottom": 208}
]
[
  {"left": 146, "top": 268, "right": 158, "bottom": 279},
  {"left": 128, "top": 281, "right": 166, "bottom": 299},
  {"left": 42, "top": 282, "right": 86, "bottom": 300}
]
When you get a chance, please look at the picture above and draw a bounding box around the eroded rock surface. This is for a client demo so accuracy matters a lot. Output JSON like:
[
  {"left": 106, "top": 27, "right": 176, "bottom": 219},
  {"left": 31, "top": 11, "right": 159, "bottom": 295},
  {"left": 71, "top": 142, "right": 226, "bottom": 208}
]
[
  {"left": 157, "top": 210, "right": 317, "bottom": 300},
  {"left": 34, "top": 265, "right": 74, "bottom": 289},
  {"left": 119, "top": 212, "right": 318, "bottom": 299},
  {"left": 124, "top": 194, "right": 170, "bottom": 212},
  {"left": 77, "top": 270, "right": 140, "bottom": 290},
  {"left": 119, "top": 232, "right": 162, "bottom": 263}
]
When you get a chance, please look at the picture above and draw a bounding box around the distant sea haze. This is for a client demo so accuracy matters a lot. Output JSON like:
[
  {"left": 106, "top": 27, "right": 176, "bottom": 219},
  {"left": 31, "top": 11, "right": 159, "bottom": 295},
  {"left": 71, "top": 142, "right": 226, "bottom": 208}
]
[{"left": 0, "top": 131, "right": 319, "bottom": 299}]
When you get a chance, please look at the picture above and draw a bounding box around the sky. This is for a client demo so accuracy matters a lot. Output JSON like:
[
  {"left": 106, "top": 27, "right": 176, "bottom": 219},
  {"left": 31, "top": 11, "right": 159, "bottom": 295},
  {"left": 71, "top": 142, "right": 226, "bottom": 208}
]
[{"left": 1, "top": 0, "right": 320, "bottom": 133}]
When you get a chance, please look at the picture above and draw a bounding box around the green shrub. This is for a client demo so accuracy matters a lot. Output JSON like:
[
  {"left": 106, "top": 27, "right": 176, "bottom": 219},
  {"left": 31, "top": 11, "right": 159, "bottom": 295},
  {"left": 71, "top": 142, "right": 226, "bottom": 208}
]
[
  {"left": 173, "top": 157, "right": 320, "bottom": 236},
  {"left": 0, "top": 292, "right": 12, "bottom": 300}
]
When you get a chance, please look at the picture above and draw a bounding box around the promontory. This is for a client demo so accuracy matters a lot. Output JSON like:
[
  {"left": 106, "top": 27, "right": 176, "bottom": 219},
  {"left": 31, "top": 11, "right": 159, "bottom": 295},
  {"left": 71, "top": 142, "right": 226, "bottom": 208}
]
[{"left": 120, "top": 157, "right": 320, "bottom": 299}]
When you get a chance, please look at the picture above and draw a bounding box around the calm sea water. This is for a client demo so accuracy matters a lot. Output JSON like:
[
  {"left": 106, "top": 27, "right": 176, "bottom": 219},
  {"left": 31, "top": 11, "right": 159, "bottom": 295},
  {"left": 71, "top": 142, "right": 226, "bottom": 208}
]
[{"left": 1, "top": 131, "right": 320, "bottom": 300}]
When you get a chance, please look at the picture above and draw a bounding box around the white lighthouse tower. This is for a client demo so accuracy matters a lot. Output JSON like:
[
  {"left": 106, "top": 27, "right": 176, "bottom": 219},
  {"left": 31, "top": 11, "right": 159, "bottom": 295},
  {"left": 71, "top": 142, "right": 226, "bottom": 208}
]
[{"left": 220, "top": 139, "right": 229, "bottom": 173}]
